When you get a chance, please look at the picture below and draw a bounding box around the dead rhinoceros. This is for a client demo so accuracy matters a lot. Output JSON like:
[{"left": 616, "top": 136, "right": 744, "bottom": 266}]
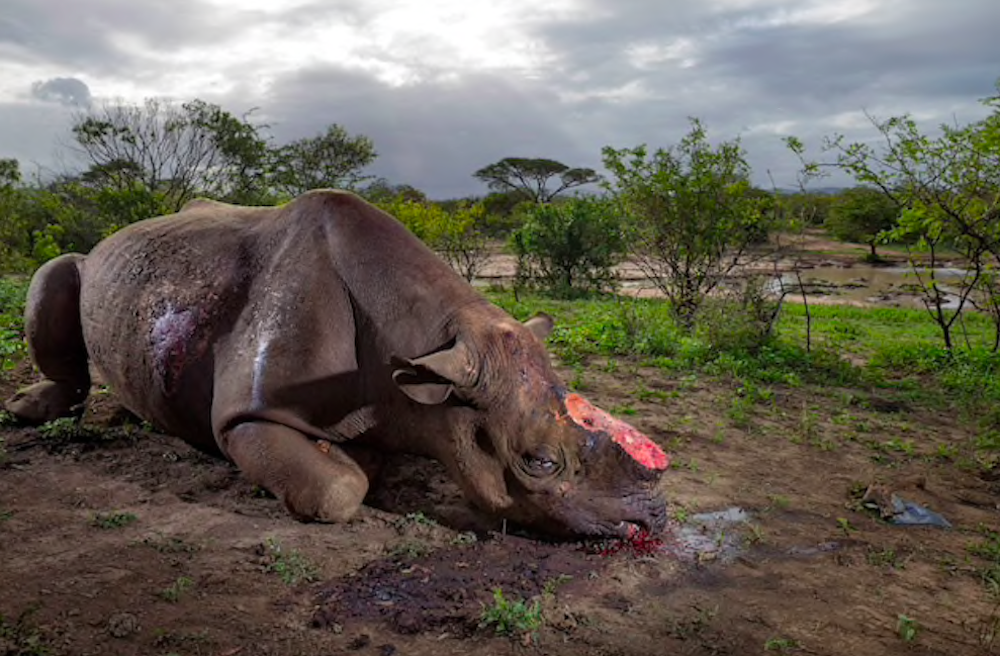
[{"left": 4, "top": 190, "right": 669, "bottom": 538}]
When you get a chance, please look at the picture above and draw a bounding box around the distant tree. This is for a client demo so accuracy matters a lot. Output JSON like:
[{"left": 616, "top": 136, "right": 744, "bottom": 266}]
[
  {"left": 602, "top": 118, "right": 770, "bottom": 328},
  {"left": 69, "top": 98, "right": 271, "bottom": 210},
  {"left": 0, "top": 158, "right": 20, "bottom": 187},
  {"left": 270, "top": 124, "right": 377, "bottom": 196},
  {"left": 824, "top": 186, "right": 900, "bottom": 260},
  {"left": 473, "top": 157, "right": 600, "bottom": 203},
  {"left": 359, "top": 178, "right": 427, "bottom": 204}
]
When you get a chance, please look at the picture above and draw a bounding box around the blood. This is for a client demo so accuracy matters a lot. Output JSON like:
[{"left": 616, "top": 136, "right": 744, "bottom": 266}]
[
  {"left": 564, "top": 393, "right": 669, "bottom": 470},
  {"left": 594, "top": 529, "right": 665, "bottom": 558}
]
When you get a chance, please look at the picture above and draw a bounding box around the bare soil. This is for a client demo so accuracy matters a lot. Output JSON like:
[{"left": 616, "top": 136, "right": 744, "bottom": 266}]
[{"left": 4, "top": 350, "right": 1000, "bottom": 656}]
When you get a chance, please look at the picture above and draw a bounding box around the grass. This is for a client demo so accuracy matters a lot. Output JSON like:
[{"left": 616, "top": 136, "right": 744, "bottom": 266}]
[
  {"left": 0, "top": 605, "right": 52, "bottom": 655},
  {"left": 479, "top": 587, "right": 543, "bottom": 637},
  {"left": 92, "top": 511, "right": 138, "bottom": 529},
  {"left": 159, "top": 576, "right": 194, "bottom": 603},
  {"left": 897, "top": 614, "right": 920, "bottom": 642},
  {"left": 488, "top": 290, "right": 1000, "bottom": 429},
  {"left": 0, "top": 276, "right": 28, "bottom": 375},
  {"left": 262, "top": 537, "right": 320, "bottom": 585}
]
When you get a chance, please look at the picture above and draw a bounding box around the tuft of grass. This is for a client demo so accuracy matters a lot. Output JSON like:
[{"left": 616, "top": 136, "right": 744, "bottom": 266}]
[
  {"left": 0, "top": 604, "right": 52, "bottom": 655},
  {"left": 765, "top": 637, "right": 801, "bottom": 652},
  {"left": 387, "top": 539, "right": 432, "bottom": 560},
  {"left": 38, "top": 417, "right": 99, "bottom": 442},
  {"left": 262, "top": 537, "right": 319, "bottom": 585},
  {"left": 479, "top": 587, "right": 543, "bottom": 637},
  {"left": 392, "top": 511, "right": 438, "bottom": 531},
  {"left": 897, "top": 614, "right": 920, "bottom": 642},
  {"left": 92, "top": 511, "right": 138, "bottom": 529},
  {"left": 867, "top": 547, "right": 906, "bottom": 569},
  {"left": 159, "top": 576, "right": 194, "bottom": 603}
]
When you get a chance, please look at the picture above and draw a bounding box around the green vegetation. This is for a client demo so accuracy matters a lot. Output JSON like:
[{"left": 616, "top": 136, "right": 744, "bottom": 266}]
[
  {"left": 511, "top": 197, "right": 626, "bottom": 297},
  {"left": 0, "top": 605, "right": 52, "bottom": 655},
  {"left": 897, "top": 614, "right": 920, "bottom": 642},
  {"left": 603, "top": 118, "right": 773, "bottom": 328},
  {"left": 764, "top": 637, "right": 801, "bottom": 652},
  {"left": 262, "top": 537, "right": 320, "bottom": 585},
  {"left": 158, "top": 576, "right": 194, "bottom": 603},
  {"left": 0, "top": 277, "right": 28, "bottom": 374},
  {"left": 92, "top": 511, "right": 138, "bottom": 529},
  {"left": 479, "top": 587, "right": 543, "bottom": 637}
]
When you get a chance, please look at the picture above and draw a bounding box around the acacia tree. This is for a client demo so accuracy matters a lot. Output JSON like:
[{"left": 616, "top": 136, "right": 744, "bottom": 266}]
[
  {"left": 70, "top": 98, "right": 271, "bottom": 210},
  {"left": 602, "top": 118, "right": 770, "bottom": 328},
  {"left": 821, "top": 83, "right": 1000, "bottom": 350},
  {"left": 473, "top": 157, "right": 600, "bottom": 203},
  {"left": 270, "top": 125, "right": 377, "bottom": 197}
]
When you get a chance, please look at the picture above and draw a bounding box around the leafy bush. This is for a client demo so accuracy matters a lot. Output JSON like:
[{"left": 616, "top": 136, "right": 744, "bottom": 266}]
[
  {"left": 377, "top": 196, "right": 491, "bottom": 281},
  {"left": 510, "top": 197, "right": 626, "bottom": 298}
]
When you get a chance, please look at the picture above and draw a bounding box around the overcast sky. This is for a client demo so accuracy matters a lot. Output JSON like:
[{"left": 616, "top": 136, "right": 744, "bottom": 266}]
[{"left": 1, "top": 0, "right": 997, "bottom": 198}]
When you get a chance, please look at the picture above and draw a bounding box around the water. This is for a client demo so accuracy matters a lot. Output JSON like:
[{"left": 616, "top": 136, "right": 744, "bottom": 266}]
[
  {"left": 662, "top": 506, "right": 751, "bottom": 563},
  {"left": 776, "top": 264, "right": 972, "bottom": 310}
]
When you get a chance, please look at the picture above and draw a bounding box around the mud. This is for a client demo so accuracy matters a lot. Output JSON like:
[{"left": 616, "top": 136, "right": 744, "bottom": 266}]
[{"left": 3, "top": 355, "right": 1000, "bottom": 655}]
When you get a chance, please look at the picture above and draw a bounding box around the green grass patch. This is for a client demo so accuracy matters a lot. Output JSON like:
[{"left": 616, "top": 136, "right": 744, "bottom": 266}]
[
  {"left": 479, "top": 587, "right": 543, "bottom": 637},
  {"left": 92, "top": 511, "right": 138, "bottom": 529},
  {"left": 0, "top": 276, "right": 29, "bottom": 374},
  {"left": 489, "top": 291, "right": 1000, "bottom": 423}
]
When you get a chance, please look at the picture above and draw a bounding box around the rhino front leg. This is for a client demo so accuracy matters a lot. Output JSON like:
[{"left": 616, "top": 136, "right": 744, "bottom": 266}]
[{"left": 221, "top": 421, "right": 370, "bottom": 523}]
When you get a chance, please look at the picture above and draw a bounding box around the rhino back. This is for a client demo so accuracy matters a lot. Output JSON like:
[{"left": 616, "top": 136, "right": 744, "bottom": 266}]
[{"left": 80, "top": 204, "right": 265, "bottom": 447}]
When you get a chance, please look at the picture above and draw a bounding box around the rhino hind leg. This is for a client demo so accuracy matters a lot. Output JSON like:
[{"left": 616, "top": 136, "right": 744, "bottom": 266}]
[
  {"left": 222, "top": 421, "right": 370, "bottom": 523},
  {"left": 4, "top": 254, "right": 92, "bottom": 424}
]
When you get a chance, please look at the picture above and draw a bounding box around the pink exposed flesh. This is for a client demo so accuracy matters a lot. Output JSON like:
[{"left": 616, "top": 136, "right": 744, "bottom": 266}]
[{"left": 565, "top": 393, "right": 669, "bottom": 471}]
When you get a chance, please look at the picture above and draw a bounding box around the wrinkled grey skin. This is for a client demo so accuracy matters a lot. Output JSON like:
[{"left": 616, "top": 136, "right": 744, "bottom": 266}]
[{"left": 4, "top": 190, "right": 668, "bottom": 538}]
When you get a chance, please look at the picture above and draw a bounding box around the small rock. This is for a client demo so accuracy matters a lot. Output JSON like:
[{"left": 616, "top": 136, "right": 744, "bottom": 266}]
[
  {"left": 379, "top": 645, "right": 397, "bottom": 656},
  {"left": 107, "top": 612, "right": 139, "bottom": 638}
]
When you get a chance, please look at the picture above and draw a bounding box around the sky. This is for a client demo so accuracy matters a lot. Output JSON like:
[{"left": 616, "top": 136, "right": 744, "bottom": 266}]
[{"left": 1, "top": 0, "right": 997, "bottom": 199}]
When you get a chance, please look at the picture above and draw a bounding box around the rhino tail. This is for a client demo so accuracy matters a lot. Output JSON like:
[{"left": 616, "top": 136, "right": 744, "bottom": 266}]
[{"left": 4, "top": 253, "right": 92, "bottom": 424}]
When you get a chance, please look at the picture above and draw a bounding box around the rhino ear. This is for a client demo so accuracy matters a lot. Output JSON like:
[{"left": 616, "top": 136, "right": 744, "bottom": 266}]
[
  {"left": 524, "top": 312, "right": 554, "bottom": 341},
  {"left": 391, "top": 342, "right": 476, "bottom": 405}
]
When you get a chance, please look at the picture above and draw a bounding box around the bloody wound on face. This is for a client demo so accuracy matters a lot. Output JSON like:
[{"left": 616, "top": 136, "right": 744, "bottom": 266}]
[{"left": 564, "top": 393, "right": 669, "bottom": 471}]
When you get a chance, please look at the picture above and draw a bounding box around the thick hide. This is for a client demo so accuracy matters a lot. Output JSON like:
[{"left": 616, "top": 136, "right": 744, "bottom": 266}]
[{"left": 4, "top": 190, "right": 669, "bottom": 538}]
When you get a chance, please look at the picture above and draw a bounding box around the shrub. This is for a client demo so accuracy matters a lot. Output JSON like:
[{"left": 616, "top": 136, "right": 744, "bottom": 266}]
[{"left": 511, "top": 197, "right": 626, "bottom": 298}]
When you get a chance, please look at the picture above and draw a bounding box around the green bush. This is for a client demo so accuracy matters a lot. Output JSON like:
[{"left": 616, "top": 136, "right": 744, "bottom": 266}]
[{"left": 510, "top": 197, "right": 626, "bottom": 298}]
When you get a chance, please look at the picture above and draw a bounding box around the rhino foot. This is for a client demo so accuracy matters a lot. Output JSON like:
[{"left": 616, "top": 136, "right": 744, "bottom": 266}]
[
  {"left": 222, "top": 421, "right": 370, "bottom": 524},
  {"left": 4, "top": 380, "right": 88, "bottom": 425}
]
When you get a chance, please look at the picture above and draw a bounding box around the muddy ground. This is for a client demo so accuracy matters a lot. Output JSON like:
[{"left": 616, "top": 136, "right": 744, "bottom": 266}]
[{"left": 3, "top": 346, "right": 1000, "bottom": 656}]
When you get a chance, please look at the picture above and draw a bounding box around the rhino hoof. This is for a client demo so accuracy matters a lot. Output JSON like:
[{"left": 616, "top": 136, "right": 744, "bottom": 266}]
[{"left": 4, "top": 381, "right": 87, "bottom": 425}]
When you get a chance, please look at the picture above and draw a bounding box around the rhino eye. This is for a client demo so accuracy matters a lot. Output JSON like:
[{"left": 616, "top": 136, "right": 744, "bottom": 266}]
[{"left": 523, "top": 452, "right": 559, "bottom": 476}]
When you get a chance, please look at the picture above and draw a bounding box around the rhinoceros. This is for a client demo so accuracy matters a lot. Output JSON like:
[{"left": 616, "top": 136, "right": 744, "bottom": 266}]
[{"left": 4, "top": 190, "right": 669, "bottom": 538}]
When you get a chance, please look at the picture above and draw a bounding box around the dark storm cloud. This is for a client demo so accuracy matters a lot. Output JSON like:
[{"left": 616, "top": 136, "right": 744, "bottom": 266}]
[
  {"left": 1, "top": 0, "right": 997, "bottom": 196},
  {"left": 256, "top": 66, "right": 598, "bottom": 199},
  {"left": 0, "top": 0, "right": 252, "bottom": 74},
  {"left": 31, "top": 77, "right": 92, "bottom": 107}
]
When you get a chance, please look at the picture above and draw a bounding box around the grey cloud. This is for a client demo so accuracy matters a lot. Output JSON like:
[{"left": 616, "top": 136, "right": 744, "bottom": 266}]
[
  {"left": 0, "top": 0, "right": 253, "bottom": 74},
  {"left": 254, "top": 66, "right": 597, "bottom": 199},
  {"left": 1, "top": 0, "right": 997, "bottom": 197},
  {"left": 31, "top": 77, "right": 92, "bottom": 107}
]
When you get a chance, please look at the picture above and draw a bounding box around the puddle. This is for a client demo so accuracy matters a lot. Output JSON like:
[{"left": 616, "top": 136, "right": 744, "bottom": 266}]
[{"left": 660, "top": 506, "right": 751, "bottom": 564}]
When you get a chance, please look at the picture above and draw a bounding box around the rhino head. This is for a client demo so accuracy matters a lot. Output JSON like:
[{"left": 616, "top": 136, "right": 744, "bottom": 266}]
[{"left": 391, "top": 311, "right": 669, "bottom": 539}]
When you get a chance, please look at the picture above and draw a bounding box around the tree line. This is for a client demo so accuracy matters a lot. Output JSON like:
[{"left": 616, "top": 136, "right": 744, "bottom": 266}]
[{"left": 2, "top": 80, "right": 999, "bottom": 354}]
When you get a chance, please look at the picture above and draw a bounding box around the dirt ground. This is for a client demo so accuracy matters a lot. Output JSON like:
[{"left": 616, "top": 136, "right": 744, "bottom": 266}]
[{"left": 3, "top": 344, "right": 1000, "bottom": 656}]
